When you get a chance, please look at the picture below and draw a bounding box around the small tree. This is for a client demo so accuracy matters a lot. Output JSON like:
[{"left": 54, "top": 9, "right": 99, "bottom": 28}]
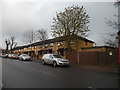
[
  {"left": 51, "top": 5, "right": 90, "bottom": 52},
  {"left": 104, "top": 0, "right": 120, "bottom": 47}
]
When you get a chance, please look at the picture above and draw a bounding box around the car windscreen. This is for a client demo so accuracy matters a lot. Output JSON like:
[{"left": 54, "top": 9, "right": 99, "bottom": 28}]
[
  {"left": 22, "top": 54, "right": 28, "bottom": 57},
  {"left": 13, "top": 54, "right": 18, "bottom": 56},
  {"left": 53, "top": 55, "right": 63, "bottom": 58}
]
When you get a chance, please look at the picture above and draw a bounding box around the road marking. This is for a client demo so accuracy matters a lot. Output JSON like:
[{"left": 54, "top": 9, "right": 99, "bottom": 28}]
[
  {"left": 38, "top": 70, "right": 56, "bottom": 78},
  {"left": 30, "top": 66, "right": 56, "bottom": 78},
  {"left": 88, "top": 86, "right": 99, "bottom": 90}
]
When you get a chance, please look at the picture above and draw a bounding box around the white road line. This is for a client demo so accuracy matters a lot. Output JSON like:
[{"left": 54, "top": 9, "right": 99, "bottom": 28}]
[
  {"left": 38, "top": 70, "right": 56, "bottom": 77},
  {"left": 88, "top": 86, "right": 99, "bottom": 90}
]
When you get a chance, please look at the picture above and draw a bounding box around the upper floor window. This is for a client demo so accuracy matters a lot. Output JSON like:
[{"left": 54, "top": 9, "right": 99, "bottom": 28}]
[
  {"left": 38, "top": 51, "right": 42, "bottom": 55},
  {"left": 29, "top": 46, "right": 32, "bottom": 49},
  {"left": 70, "top": 41, "right": 75, "bottom": 44},
  {"left": 50, "top": 43, "right": 54, "bottom": 47},
  {"left": 34, "top": 46, "right": 36, "bottom": 49},
  {"left": 58, "top": 42, "right": 63, "bottom": 46},
  {"left": 45, "top": 44, "right": 48, "bottom": 48}
]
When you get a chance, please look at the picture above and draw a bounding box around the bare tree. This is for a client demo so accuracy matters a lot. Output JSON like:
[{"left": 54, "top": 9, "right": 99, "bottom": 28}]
[
  {"left": 51, "top": 5, "right": 90, "bottom": 38},
  {"left": 36, "top": 29, "right": 48, "bottom": 54},
  {"left": 114, "top": 0, "right": 120, "bottom": 6},
  {"left": 104, "top": 33, "right": 118, "bottom": 47},
  {"left": 37, "top": 29, "right": 48, "bottom": 41},
  {"left": 5, "top": 36, "right": 17, "bottom": 54},
  {"left": 10, "top": 36, "right": 17, "bottom": 53},
  {"left": 51, "top": 5, "right": 90, "bottom": 52},
  {"left": 104, "top": 0, "right": 120, "bottom": 47},
  {"left": 23, "top": 29, "right": 37, "bottom": 44},
  {"left": 5, "top": 39, "right": 10, "bottom": 54}
]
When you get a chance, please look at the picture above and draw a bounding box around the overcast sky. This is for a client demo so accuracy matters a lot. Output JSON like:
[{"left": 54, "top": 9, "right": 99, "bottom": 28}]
[{"left": 0, "top": 0, "right": 118, "bottom": 49}]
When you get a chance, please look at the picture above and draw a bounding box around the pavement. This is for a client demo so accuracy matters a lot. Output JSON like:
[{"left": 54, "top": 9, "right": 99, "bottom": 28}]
[
  {"left": 32, "top": 59, "right": 118, "bottom": 73},
  {"left": 70, "top": 64, "right": 118, "bottom": 73}
]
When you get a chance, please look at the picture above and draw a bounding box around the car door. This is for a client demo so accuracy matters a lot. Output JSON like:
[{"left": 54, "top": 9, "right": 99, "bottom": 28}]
[
  {"left": 48, "top": 55, "right": 54, "bottom": 64},
  {"left": 44, "top": 54, "right": 49, "bottom": 64}
]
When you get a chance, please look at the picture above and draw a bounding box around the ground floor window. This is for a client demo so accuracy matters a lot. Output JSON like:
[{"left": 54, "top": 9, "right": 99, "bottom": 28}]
[
  {"left": 29, "top": 51, "right": 35, "bottom": 56},
  {"left": 24, "top": 52, "right": 28, "bottom": 54},
  {"left": 43, "top": 49, "right": 52, "bottom": 54},
  {"left": 49, "top": 49, "right": 52, "bottom": 54},
  {"left": 38, "top": 50, "right": 43, "bottom": 55},
  {"left": 57, "top": 48, "right": 64, "bottom": 56}
]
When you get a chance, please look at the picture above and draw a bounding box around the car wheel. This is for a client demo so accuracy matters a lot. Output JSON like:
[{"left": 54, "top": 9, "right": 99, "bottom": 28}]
[
  {"left": 42, "top": 60, "right": 46, "bottom": 65},
  {"left": 19, "top": 58, "right": 22, "bottom": 61},
  {"left": 21, "top": 58, "right": 23, "bottom": 61},
  {"left": 53, "top": 61, "right": 57, "bottom": 67}
]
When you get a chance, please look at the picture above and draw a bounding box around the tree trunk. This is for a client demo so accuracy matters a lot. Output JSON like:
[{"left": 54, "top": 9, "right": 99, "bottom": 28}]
[{"left": 66, "top": 35, "right": 72, "bottom": 52}]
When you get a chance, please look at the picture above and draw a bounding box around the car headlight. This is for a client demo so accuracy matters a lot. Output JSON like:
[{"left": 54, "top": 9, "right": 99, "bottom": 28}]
[{"left": 58, "top": 60, "right": 63, "bottom": 63}]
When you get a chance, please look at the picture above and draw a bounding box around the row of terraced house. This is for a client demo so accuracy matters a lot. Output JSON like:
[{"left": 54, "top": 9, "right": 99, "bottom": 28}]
[{"left": 11, "top": 34, "right": 116, "bottom": 62}]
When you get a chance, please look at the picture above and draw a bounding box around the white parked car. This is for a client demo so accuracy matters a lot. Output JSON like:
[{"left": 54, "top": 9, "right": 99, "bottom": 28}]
[
  {"left": 8, "top": 54, "right": 13, "bottom": 58},
  {"left": 1, "top": 54, "right": 8, "bottom": 58},
  {"left": 19, "top": 54, "right": 31, "bottom": 61},
  {"left": 41, "top": 54, "right": 69, "bottom": 67}
]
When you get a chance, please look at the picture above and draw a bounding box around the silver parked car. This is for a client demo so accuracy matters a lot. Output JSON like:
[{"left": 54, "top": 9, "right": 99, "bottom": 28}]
[
  {"left": 19, "top": 54, "right": 31, "bottom": 61},
  {"left": 42, "top": 54, "right": 69, "bottom": 67}
]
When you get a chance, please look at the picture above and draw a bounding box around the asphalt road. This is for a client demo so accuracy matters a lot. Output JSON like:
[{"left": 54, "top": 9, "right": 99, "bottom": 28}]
[{"left": 2, "top": 57, "right": 118, "bottom": 88}]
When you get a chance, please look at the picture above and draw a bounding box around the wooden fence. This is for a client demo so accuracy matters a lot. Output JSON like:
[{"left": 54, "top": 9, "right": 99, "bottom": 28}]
[{"left": 65, "top": 50, "right": 118, "bottom": 65}]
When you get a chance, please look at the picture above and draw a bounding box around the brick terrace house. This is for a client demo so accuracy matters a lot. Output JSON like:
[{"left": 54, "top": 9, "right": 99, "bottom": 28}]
[{"left": 12, "top": 35, "right": 94, "bottom": 59}]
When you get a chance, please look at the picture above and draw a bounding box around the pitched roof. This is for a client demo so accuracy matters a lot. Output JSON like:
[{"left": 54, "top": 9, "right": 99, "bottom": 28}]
[
  {"left": 81, "top": 46, "right": 116, "bottom": 49},
  {"left": 32, "top": 34, "right": 94, "bottom": 46},
  {"left": 13, "top": 35, "right": 94, "bottom": 50}
]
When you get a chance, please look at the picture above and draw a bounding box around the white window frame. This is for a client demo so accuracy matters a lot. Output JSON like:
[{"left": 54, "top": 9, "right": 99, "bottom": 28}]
[
  {"left": 70, "top": 41, "right": 75, "bottom": 44},
  {"left": 58, "top": 42, "right": 63, "bottom": 46},
  {"left": 50, "top": 43, "right": 54, "bottom": 47}
]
